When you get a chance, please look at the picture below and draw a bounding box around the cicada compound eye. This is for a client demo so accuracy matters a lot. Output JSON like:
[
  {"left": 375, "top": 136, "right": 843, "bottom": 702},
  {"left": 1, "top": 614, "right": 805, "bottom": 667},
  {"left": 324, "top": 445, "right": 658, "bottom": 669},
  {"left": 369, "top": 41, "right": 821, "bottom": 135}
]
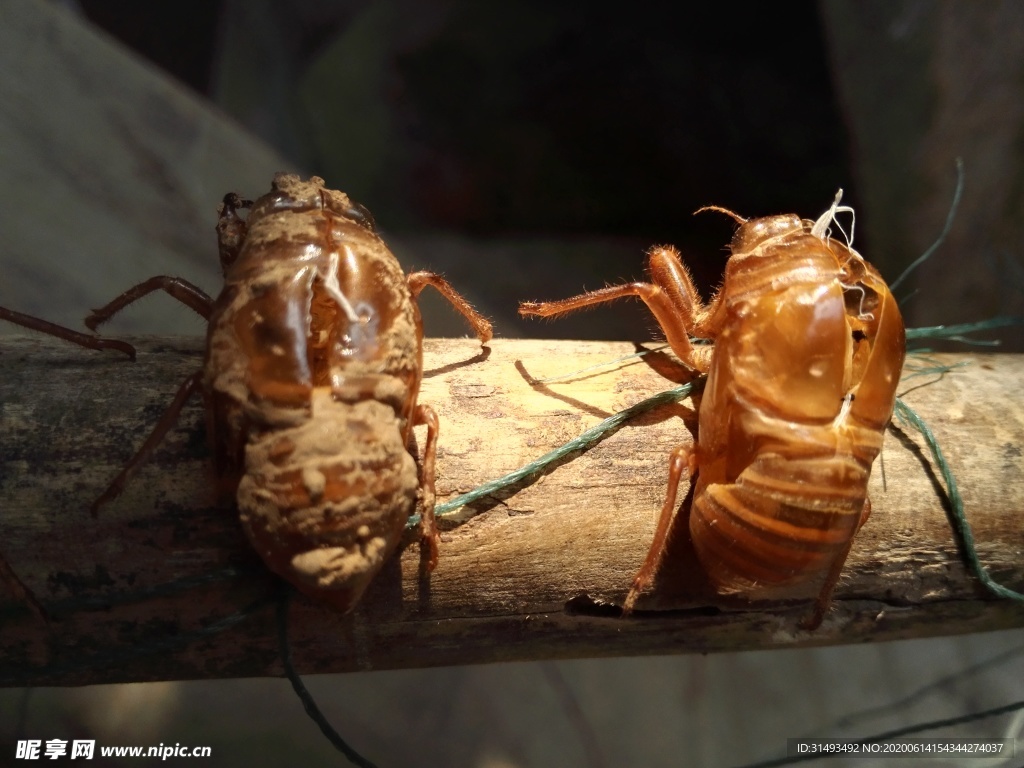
[{"left": 344, "top": 201, "right": 377, "bottom": 232}]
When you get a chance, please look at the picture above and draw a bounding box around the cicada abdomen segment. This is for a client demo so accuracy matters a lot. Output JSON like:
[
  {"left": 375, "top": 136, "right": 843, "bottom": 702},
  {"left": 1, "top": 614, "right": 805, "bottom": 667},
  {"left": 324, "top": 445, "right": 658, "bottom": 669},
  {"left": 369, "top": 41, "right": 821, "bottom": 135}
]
[{"left": 237, "top": 390, "right": 418, "bottom": 612}]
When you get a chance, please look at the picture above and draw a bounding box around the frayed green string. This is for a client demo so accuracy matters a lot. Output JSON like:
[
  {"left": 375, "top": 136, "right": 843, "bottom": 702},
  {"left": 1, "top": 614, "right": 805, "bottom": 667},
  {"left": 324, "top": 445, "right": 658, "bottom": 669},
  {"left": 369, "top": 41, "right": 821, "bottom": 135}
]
[{"left": 893, "top": 398, "right": 1024, "bottom": 602}]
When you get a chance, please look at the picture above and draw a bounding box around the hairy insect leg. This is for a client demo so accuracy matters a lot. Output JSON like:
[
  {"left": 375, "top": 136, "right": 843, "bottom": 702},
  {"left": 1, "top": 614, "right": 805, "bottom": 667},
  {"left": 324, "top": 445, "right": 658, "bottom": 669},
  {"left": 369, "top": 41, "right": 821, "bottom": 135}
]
[
  {"left": 520, "top": 247, "right": 718, "bottom": 371},
  {"left": 801, "top": 498, "right": 872, "bottom": 630},
  {"left": 412, "top": 404, "right": 441, "bottom": 571},
  {"left": 85, "top": 277, "right": 215, "bottom": 330},
  {"left": 406, "top": 271, "right": 493, "bottom": 344},
  {"left": 91, "top": 372, "right": 202, "bottom": 516},
  {"left": 622, "top": 442, "right": 697, "bottom": 613},
  {"left": 0, "top": 306, "right": 136, "bottom": 359}
]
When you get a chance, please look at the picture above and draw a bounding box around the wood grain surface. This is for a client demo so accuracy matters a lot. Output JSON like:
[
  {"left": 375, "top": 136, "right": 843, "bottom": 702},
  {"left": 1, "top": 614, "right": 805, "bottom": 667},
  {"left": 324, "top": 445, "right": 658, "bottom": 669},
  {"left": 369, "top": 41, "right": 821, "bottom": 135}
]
[{"left": 1, "top": 336, "right": 1022, "bottom": 687}]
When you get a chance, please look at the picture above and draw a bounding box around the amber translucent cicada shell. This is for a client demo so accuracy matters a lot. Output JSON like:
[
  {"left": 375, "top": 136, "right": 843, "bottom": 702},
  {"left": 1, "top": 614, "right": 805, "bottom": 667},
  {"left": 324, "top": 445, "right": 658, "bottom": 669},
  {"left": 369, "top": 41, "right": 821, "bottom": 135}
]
[
  {"left": 3, "top": 174, "right": 491, "bottom": 614},
  {"left": 521, "top": 193, "right": 905, "bottom": 628}
]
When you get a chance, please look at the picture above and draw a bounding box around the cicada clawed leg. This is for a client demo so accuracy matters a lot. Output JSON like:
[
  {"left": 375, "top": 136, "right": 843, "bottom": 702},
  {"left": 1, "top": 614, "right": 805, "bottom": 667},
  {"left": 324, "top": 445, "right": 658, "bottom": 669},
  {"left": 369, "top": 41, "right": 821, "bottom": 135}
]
[
  {"left": 0, "top": 307, "right": 136, "bottom": 359},
  {"left": 90, "top": 372, "right": 202, "bottom": 517},
  {"left": 800, "top": 498, "right": 873, "bottom": 630},
  {"left": 622, "top": 442, "right": 698, "bottom": 614},
  {"left": 406, "top": 271, "right": 493, "bottom": 345},
  {"left": 412, "top": 404, "right": 441, "bottom": 571},
  {"left": 85, "top": 277, "right": 215, "bottom": 330},
  {"left": 519, "top": 246, "right": 721, "bottom": 373}
]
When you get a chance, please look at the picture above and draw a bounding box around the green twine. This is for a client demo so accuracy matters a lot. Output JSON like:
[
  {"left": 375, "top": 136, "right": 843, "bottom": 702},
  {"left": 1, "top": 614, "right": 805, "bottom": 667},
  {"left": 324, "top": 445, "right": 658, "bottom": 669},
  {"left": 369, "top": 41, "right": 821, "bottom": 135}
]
[
  {"left": 408, "top": 378, "right": 704, "bottom": 525},
  {"left": 899, "top": 361, "right": 969, "bottom": 381},
  {"left": 889, "top": 157, "right": 964, "bottom": 293},
  {"left": 905, "top": 316, "right": 1024, "bottom": 344},
  {"left": 276, "top": 591, "right": 378, "bottom": 768},
  {"left": 892, "top": 398, "right": 1024, "bottom": 602}
]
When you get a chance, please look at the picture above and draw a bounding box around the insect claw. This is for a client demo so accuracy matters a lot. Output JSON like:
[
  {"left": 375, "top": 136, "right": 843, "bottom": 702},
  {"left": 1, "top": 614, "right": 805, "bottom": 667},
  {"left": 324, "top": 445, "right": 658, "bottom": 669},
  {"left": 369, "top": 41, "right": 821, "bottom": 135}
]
[
  {"left": 420, "top": 532, "right": 440, "bottom": 573},
  {"left": 621, "top": 586, "right": 642, "bottom": 616},
  {"left": 798, "top": 610, "right": 825, "bottom": 632},
  {"left": 89, "top": 487, "right": 120, "bottom": 518}
]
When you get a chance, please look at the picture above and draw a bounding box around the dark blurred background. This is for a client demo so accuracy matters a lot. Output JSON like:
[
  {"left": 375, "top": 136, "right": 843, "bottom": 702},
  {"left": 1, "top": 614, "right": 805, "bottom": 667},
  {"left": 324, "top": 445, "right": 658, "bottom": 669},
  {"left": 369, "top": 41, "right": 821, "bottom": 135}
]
[
  {"left": 79, "top": 0, "right": 852, "bottom": 237},
  {"left": 6, "top": 0, "right": 1021, "bottom": 345},
  {"left": 68, "top": 0, "right": 859, "bottom": 341}
]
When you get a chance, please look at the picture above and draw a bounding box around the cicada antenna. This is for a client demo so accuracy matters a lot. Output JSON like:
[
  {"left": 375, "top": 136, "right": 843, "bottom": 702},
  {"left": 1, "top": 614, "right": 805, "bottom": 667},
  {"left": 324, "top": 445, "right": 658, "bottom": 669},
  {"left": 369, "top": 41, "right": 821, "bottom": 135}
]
[{"left": 694, "top": 205, "right": 748, "bottom": 224}]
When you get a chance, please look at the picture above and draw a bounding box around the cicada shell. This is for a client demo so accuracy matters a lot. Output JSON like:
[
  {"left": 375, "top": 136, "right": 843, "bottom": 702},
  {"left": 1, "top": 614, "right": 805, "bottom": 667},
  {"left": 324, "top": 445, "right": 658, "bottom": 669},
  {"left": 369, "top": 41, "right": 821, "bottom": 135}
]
[
  {"left": 521, "top": 193, "right": 905, "bottom": 627},
  {"left": 202, "top": 175, "right": 491, "bottom": 611},
  {"left": 5, "top": 174, "right": 491, "bottom": 614}
]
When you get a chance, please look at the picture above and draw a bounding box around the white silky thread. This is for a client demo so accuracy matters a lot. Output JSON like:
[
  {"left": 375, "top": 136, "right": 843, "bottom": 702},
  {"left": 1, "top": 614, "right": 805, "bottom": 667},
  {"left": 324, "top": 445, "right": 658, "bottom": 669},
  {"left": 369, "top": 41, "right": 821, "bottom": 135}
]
[
  {"left": 319, "top": 253, "right": 361, "bottom": 324},
  {"left": 811, "top": 188, "right": 856, "bottom": 248}
]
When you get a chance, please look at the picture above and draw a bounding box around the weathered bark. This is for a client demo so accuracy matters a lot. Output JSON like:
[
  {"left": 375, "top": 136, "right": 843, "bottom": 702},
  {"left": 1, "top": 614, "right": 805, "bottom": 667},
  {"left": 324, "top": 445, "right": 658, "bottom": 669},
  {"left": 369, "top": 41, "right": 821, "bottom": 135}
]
[{"left": 0, "top": 336, "right": 1022, "bottom": 687}]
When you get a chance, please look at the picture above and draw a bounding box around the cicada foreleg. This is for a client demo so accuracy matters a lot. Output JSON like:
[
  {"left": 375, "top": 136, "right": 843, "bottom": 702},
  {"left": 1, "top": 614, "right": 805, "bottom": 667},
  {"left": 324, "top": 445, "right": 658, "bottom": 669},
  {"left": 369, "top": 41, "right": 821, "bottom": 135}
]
[
  {"left": 406, "top": 271, "right": 493, "bottom": 344},
  {"left": 520, "top": 246, "right": 720, "bottom": 372},
  {"left": 84, "top": 277, "right": 214, "bottom": 330},
  {"left": 622, "top": 442, "right": 698, "bottom": 614}
]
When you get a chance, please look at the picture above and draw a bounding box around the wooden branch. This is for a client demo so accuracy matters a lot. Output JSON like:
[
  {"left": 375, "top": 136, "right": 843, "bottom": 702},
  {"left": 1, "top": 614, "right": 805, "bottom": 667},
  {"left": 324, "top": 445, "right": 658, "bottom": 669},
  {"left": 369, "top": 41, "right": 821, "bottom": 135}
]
[{"left": 1, "top": 336, "right": 1022, "bottom": 687}]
